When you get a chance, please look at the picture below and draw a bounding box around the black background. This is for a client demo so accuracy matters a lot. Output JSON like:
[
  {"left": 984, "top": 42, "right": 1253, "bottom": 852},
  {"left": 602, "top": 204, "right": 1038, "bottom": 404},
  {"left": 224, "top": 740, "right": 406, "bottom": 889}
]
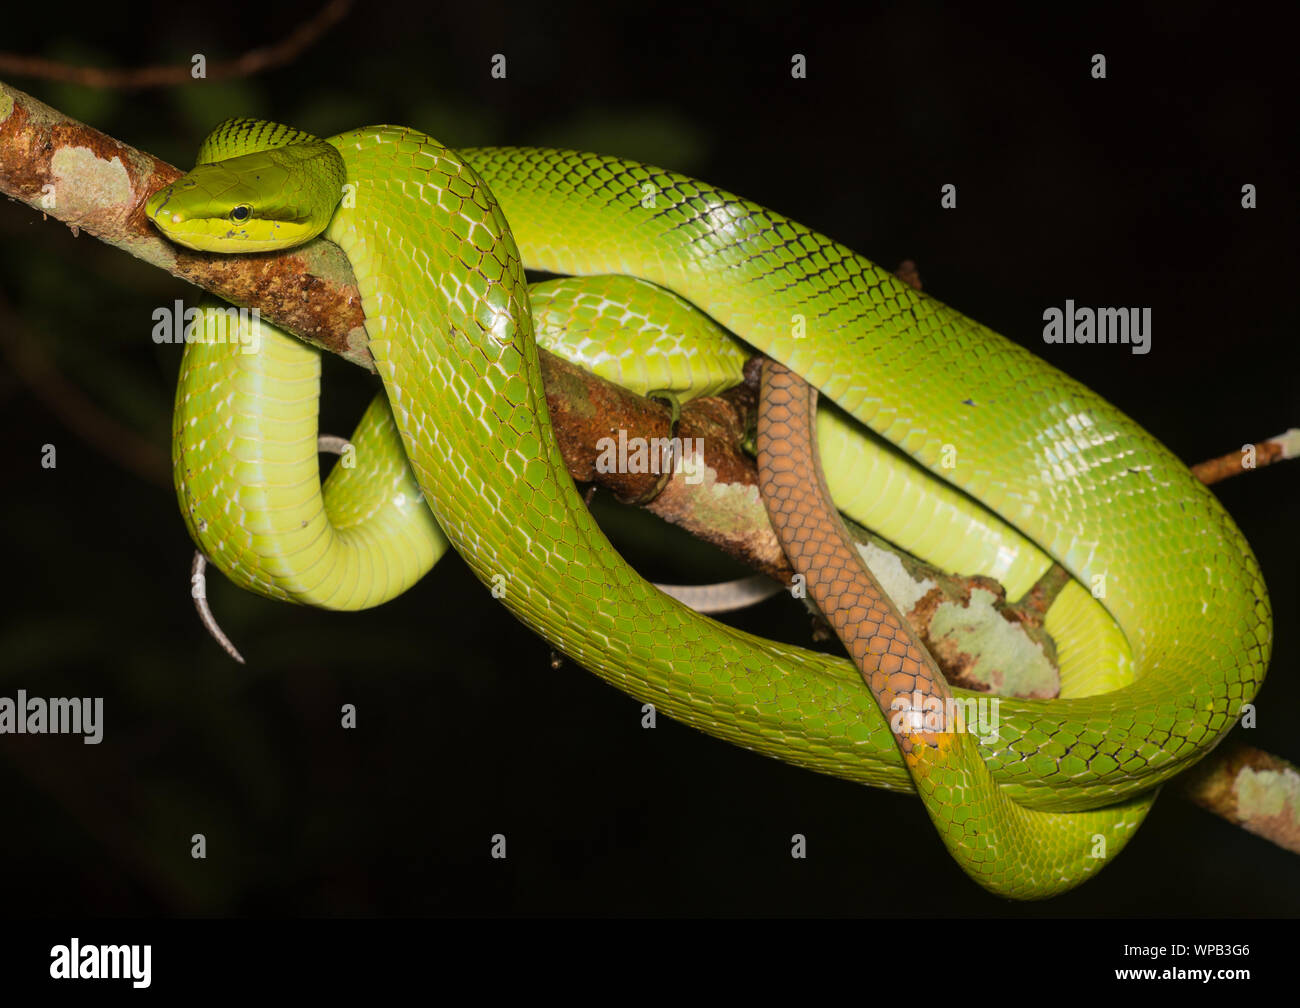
[{"left": 0, "top": 1, "right": 1296, "bottom": 916}]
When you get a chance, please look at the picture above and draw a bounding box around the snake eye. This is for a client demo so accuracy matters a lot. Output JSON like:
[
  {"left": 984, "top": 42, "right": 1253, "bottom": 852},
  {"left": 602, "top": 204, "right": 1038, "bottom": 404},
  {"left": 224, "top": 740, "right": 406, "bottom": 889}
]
[{"left": 229, "top": 204, "right": 251, "bottom": 223}]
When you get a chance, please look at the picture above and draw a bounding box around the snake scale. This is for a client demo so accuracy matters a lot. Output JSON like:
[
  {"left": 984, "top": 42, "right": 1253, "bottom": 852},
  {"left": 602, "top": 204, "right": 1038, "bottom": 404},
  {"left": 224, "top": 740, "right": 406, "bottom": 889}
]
[{"left": 144, "top": 119, "right": 1271, "bottom": 899}]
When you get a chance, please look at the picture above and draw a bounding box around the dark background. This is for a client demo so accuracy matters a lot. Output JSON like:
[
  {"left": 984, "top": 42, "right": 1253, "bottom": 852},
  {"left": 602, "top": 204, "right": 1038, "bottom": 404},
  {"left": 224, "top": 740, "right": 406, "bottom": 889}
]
[{"left": 0, "top": 1, "right": 1296, "bottom": 916}]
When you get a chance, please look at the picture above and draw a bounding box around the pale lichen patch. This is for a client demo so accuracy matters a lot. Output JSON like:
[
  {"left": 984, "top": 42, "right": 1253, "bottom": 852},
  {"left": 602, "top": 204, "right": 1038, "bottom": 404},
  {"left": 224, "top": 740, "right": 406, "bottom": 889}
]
[
  {"left": 1235, "top": 765, "right": 1300, "bottom": 823},
  {"left": 855, "top": 539, "right": 936, "bottom": 614},
  {"left": 929, "top": 587, "right": 1059, "bottom": 698},
  {"left": 50, "top": 145, "right": 131, "bottom": 219}
]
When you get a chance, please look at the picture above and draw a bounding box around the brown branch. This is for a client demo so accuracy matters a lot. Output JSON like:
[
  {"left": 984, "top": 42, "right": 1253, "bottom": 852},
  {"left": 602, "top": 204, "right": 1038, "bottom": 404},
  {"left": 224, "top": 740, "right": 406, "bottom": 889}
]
[
  {"left": 1191, "top": 430, "right": 1300, "bottom": 484},
  {"left": 0, "top": 1, "right": 352, "bottom": 90},
  {"left": 543, "top": 352, "right": 791, "bottom": 582},
  {"left": 6, "top": 86, "right": 1297, "bottom": 854}
]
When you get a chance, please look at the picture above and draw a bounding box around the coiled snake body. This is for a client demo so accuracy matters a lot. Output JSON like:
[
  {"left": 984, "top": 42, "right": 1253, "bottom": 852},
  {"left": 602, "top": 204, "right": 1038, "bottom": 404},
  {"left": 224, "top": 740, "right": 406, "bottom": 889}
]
[{"left": 146, "top": 120, "right": 1271, "bottom": 899}]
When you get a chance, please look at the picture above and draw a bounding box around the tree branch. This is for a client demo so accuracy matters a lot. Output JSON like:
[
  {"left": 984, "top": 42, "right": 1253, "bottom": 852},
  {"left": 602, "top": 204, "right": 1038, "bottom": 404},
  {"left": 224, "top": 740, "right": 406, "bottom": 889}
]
[
  {"left": 4, "top": 80, "right": 1295, "bottom": 853},
  {"left": 0, "top": 1, "right": 352, "bottom": 90}
]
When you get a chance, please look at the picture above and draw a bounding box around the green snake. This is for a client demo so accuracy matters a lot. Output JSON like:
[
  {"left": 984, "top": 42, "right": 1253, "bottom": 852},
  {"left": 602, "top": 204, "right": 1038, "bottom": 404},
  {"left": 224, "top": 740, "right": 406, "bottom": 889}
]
[{"left": 145, "top": 118, "right": 1271, "bottom": 899}]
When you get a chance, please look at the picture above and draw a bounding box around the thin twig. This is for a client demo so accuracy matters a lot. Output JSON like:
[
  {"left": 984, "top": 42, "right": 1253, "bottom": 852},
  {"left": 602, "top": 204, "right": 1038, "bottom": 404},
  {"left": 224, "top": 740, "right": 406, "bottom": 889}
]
[
  {"left": 0, "top": 1, "right": 352, "bottom": 90},
  {"left": 1191, "top": 429, "right": 1300, "bottom": 484}
]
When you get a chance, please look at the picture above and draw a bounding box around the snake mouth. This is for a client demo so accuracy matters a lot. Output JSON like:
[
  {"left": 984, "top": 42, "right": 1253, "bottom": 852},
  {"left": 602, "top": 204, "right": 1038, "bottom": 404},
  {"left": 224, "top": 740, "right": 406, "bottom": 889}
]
[{"left": 144, "top": 185, "right": 175, "bottom": 224}]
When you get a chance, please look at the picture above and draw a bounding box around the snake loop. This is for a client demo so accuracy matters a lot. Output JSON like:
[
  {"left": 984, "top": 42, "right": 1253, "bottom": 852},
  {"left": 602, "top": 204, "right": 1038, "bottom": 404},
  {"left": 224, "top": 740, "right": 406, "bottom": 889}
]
[{"left": 146, "top": 120, "right": 1270, "bottom": 899}]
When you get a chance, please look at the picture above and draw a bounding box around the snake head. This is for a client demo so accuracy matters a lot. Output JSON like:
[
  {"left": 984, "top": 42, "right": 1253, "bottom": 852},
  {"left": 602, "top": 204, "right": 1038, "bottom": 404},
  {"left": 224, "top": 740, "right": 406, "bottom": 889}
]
[{"left": 146, "top": 143, "right": 344, "bottom": 254}]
